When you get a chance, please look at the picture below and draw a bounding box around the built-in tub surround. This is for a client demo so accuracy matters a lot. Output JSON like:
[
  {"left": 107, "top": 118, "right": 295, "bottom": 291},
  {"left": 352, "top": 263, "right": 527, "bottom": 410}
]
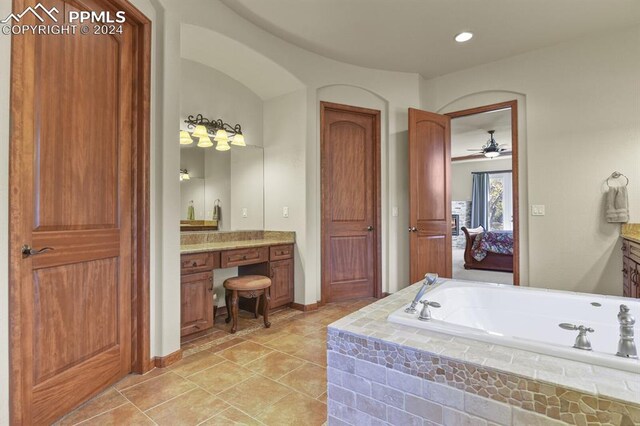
[
  {"left": 327, "top": 283, "right": 640, "bottom": 426},
  {"left": 181, "top": 230, "right": 295, "bottom": 253}
]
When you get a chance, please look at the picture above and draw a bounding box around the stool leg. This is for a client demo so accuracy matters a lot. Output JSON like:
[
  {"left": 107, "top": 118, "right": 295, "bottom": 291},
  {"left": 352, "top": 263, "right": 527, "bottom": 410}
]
[
  {"left": 254, "top": 296, "right": 259, "bottom": 319},
  {"left": 263, "top": 287, "right": 271, "bottom": 328},
  {"left": 230, "top": 290, "right": 239, "bottom": 334},
  {"left": 225, "top": 290, "right": 231, "bottom": 324}
]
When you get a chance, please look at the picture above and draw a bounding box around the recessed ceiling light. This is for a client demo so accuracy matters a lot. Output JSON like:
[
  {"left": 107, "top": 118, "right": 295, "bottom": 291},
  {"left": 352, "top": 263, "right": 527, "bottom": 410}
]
[{"left": 455, "top": 32, "right": 473, "bottom": 43}]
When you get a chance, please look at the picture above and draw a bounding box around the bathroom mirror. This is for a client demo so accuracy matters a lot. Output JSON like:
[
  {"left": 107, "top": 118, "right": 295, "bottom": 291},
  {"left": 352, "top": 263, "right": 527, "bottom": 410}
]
[{"left": 180, "top": 144, "right": 264, "bottom": 231}]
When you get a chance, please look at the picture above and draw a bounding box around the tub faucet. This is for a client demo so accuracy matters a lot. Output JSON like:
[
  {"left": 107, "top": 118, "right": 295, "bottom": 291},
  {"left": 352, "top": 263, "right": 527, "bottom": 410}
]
[
  {"left": 616, "top": 305, "right": 638, "bottom": 359},
  {"left": 405, "top": 273, "right": 438, "bottom": 314},
  {"left": 559, "top": 323, "right": 594, "bottom": 351}
]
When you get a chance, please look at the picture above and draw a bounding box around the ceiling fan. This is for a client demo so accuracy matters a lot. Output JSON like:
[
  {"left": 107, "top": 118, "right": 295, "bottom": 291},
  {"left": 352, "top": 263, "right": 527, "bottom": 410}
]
[{"left": 467, "top": 130, "right": 510, "bottom": 158}]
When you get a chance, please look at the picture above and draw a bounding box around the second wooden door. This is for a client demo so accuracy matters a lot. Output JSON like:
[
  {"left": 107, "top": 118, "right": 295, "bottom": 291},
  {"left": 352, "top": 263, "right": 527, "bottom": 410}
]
[
  {"left": 408, "top": 108, "right": 452, "bottom": 283},
  {"left": 321, "top": 102, "right": 381, "bottom": 302}
]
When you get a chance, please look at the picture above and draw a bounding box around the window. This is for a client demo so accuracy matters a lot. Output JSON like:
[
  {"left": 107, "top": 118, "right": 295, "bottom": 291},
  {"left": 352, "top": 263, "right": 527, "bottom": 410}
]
[{"left": 488, "top": 172, "right": 513, "bottom": 231}]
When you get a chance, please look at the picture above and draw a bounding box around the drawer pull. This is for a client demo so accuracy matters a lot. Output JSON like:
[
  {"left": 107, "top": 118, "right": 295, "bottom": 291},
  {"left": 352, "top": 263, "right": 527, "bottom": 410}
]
[
  {"left": 192, "top": 261, "right": 198, "bottom": 267},
  {"left": 243, "top": 255, "right": 247, "bottom": 260}
]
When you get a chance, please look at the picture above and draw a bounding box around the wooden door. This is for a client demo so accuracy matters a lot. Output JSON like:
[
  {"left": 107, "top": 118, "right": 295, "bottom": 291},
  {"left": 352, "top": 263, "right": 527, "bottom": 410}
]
[
  {"left": 181, "top": 272, "right": 214, "bottom": 337},
  {"left": 321, "top": 102, "right": 381, "bottom": 302},
  {"left": 9, "top": 0, "right": 150, "bottom": 423},
  {"left": 408, "top": 108, "right": 452, "bottom": 283},
  {"left": 270, "top": 259, "right": 294, "bottom": 307}
]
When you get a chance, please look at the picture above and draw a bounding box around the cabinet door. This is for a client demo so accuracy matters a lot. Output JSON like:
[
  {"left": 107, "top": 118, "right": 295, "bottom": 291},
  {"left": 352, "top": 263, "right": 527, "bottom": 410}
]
[
  {"left": 181, "top": 272, "right": 214, "bottom": 337},
  {"left": 270, "top": 259, "right": 294, "bottom": 308},
  {"left": 623, "top": 256, "right": 632, "bottom": 297}
]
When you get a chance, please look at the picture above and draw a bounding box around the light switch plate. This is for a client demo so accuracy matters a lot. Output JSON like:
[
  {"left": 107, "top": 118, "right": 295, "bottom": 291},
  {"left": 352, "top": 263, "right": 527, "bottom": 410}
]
[
  {"left": 392, "top": 207, "right": 398, "bottom": 217},
  {"left": 283, "top": 206, "right": 289, "bottom": 218},
  {"left": 531, "top": 205, "right": 545, "bottom": 216},
  {"left": 242, "top": 208, "right": 248, "bottom": 218}
]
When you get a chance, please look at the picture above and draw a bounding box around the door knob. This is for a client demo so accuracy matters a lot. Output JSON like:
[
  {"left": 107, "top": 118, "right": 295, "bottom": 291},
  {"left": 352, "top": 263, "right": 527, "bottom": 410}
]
[
  {"left": 22, "top": 245, "right": 54, "bottom": 258},
  {"left": 367, "top": 226, "right": 374, "bottom": 231},
  {"left": 410, "top": 227, "right": 417, "bottom": 232}
]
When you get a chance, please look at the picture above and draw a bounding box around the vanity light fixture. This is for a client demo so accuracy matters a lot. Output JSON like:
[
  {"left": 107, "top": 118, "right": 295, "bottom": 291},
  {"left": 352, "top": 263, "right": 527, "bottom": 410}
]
[
  {"left": 184, "top": 114, "right": 246, "bottom": 150},
  {"left": 180, "top": 130, "right": 193, "bottom": 145},
  {"left": 454, "top": 31, "right": 473, "bottom": 43},
  {"left": 179, "top": 168, "right": 190, "bottom": 181}
]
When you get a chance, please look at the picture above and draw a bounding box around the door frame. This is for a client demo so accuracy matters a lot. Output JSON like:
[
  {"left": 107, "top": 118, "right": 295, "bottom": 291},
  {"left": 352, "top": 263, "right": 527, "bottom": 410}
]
[
  {"left": 445, "top": 100, "right": 520, "bottom": 285},
  {"left": 8, "top": 0, "right": 152, "bottom": 423},
  {"left": 319, "top": 101, "right": 382, "bottom": 304}
]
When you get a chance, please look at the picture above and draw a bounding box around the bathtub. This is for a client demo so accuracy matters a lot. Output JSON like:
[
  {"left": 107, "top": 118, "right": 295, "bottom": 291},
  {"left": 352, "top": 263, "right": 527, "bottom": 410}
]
[{"left": 387, "top": 279, "right": 640, "bottom": 373}]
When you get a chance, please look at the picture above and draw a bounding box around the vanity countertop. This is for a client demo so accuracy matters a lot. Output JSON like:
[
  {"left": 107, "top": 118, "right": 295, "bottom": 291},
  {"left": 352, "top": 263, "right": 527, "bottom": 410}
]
[
  {"left": 180, "top": 230, "right": 295, "bottom": 254},
  {"left": 621, "top": 223, "right": 640, "bottom": 244}
]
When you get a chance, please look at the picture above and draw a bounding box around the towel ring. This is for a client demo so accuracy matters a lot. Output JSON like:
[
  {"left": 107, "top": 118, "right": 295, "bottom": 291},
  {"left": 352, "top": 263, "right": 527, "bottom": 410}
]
[{"left": 606, "top": 172, "right": 629, "bottom": 188}]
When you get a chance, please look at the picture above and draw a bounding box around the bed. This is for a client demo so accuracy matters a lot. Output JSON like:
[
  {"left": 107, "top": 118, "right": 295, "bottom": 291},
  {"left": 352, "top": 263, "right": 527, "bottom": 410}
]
[{"left": 461, "top": 226, "right": 514, "bottom": 273}]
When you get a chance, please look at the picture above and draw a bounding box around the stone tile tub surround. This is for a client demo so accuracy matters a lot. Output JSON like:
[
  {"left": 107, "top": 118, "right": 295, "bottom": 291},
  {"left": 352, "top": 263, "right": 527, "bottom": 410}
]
[
  {"left": 327, "top": 283, "right": 640, "bottom": 426},
  {"left": 181, "top": 230, "right": 295, "bottom": 253}
]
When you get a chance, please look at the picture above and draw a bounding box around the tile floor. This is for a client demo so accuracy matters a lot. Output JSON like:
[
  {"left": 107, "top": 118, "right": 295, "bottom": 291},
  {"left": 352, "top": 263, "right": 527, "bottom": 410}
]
[{"left": 57, "top": 299, "right": 375, "bottom": 426}]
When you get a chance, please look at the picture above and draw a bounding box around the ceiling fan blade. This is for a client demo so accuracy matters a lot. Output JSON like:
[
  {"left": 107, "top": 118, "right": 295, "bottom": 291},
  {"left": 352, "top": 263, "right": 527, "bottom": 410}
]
[{"left": 467, "top": 149, "right": 484, "bottom": 152}]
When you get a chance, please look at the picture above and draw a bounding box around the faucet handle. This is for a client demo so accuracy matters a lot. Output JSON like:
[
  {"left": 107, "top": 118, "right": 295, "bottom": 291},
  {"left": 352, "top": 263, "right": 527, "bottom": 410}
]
[
  {"left": 421, "top": 300, "right": 441, "bottom": 308},
  {"left": 559, "top": 323, "right": 594, "bottom": 333}
]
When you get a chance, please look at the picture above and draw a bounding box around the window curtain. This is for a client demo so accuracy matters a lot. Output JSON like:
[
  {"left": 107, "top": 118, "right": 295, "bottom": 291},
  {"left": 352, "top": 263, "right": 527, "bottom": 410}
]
[{"left": 471, "top": 172, "right": 489, "bottom": 229}]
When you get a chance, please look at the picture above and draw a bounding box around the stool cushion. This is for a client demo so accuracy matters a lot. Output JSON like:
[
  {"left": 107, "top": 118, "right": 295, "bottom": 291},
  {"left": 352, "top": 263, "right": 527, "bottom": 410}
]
[{"left": 223, "top": 275, "right": 271, "bottom": 291}]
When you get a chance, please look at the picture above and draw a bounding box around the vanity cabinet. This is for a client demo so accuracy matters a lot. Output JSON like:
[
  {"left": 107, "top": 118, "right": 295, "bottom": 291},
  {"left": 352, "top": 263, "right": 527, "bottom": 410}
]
[
  {"left": 622, "top": 239, "right": 640, "bottom": 298},
  {"left": 180, "top": 271, "right": 214, "bottom": 337},
  {"left": 180, "top": 242, "right": 296, "bottom": 337}
]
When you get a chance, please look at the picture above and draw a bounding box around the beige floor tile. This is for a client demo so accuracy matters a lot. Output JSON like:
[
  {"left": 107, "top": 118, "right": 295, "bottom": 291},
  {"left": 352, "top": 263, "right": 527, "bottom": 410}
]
[
  {"left": 202, "top": 407, "right": 262, "bottom": 426},
  {"left": 290, "top": 341, "right": 327, "bottom": 367},
  {"left": 220, "top": 376, "right": 293, "bottom": 417},
  {"left": 187, "top": 360, "right": 255, "bottom": 393},
  {"left": 208, "top": 337, "right": 246, "bottom": 354},
  {"left": 244, "top": 327, "right": 291, "bottom": 344},
  {"left": 245, "top": 351, "right": 307, "bottom": 380},
  {"left": 263, "top": 333, "right": 308, "bottom": 354},
  {"left": 281, "top": 319, "right": 325, "bottom": 336},
  {"left": 217, "top": 341, "right": 273, "bottom": 365},
  {"left": 317, "top": 392, "right": 328, "bottom": 404},
  {"left": 58, "top": 388, "right": 127, "bottom": 425},
  {"left": 78, "top": 403, "right": 153, "bottom": 426},
  {"left": 256, "top": 391, "right": 327, "bottom": 426},
  {"left": 121, "top": 372, "right": 196, "bottom": 411},
  {"left": 169, "top": 351, "right": 226, "bottom": 377},
  {"left": 278, "top": 363, "right": 327, "bottom": 398},
  {"left": 114, "top": 367, "right": 169, "bottom": 391},
  {"left": 145, "top": 388, "right": 229, "bottom": 425}
]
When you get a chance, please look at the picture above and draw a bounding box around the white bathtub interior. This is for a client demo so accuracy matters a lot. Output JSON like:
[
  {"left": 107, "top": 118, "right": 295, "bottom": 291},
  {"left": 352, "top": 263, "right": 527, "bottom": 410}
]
[{"left": 387, "top": 280, "right": 640, "bottom": 373}]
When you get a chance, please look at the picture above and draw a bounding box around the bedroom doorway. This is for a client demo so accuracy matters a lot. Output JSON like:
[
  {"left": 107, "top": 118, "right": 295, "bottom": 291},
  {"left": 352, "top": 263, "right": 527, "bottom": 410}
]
[{"left": 447, "top": 101, "right": 520, "bottom": 285}]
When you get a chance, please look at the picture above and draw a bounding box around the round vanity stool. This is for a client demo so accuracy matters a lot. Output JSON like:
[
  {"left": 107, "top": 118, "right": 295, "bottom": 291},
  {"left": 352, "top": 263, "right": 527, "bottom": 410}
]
[{"left": 223, "top": 275, "right": 271, "bottom": 334}]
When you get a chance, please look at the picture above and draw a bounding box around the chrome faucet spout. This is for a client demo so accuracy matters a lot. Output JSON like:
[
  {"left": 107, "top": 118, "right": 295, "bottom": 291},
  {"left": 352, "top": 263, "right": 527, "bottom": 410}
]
[{"left": 405, "top": 273, "right": 438, "bottom": 314}]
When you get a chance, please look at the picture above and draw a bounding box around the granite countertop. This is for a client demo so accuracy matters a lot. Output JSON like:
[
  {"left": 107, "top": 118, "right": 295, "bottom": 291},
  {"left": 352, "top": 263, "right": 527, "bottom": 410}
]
[
  {"left": 622, "top": 224, "right": 640, "bottom": 244},
  {"left": 180, "top": 230, "right": 295, "bottom": 254},
  {"left": 328, "top": 282, "right": 640, "bottom": 405}
]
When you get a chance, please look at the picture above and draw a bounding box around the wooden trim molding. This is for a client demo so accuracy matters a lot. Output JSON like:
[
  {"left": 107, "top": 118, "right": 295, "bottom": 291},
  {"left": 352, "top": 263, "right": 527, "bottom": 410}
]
[
  {"left": 154, "top": 350, "right": 183, "bottom": 369},
  {"left": 445, "top": 100, "right": 520, "bottom": 285},
  {"left": 290, "top": 302, "right": 319, "bottom": 312}
]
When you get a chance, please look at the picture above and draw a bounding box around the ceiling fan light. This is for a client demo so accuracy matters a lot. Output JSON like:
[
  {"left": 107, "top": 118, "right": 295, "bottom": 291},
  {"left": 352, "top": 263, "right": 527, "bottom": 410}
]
[
  {"left": 455, "top": 32, "right": 473, "bottom": 43},
  {"left": 231, "top": 132, "right": 245, "bottom": 146},
  {"left": 192, "top": 125, "right": 209, "bottom": 139},
  {"left": 180, "top": 130, "right": 193, "bottom": 145},
  {"left": 485, "top": 151, "right": 500, "bottom": 158}
]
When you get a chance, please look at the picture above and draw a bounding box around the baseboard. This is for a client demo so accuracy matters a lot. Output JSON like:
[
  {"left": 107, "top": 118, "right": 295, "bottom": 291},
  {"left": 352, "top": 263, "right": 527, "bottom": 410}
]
[
  {"left": 153, "top": 349, "right": 182, "bottom": 368},
  {"left": 381, "top": 292, "right": 391, "bottom": 298},
  {"left": 290, "top": 302, "right": 319, "bottom": 312}
]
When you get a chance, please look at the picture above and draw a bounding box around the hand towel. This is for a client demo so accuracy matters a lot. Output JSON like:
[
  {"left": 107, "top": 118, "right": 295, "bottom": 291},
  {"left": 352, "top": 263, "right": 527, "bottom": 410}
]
[{"left": 606, "top": 186, "right": 629, "bottom": 223}]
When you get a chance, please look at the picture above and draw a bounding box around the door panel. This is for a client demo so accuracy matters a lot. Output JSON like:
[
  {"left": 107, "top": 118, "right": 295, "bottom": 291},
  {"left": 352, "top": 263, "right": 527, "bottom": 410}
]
[
  {"left": 408, "top": 108, "right": 452, "bottom": 283},
  {"left": 9, "top": 0, "right": 141, "bottom": 422},
  {"left": 321, "top": 102, "right": 380, "bottom": 302}
]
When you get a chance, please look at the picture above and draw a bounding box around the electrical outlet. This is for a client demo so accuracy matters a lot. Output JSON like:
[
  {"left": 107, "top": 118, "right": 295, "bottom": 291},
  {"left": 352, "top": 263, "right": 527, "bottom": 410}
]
[
  {"left": 392, "top": 207, "right": 398, "bottom": 217},
  {"left": 531, "top": 205, "right": 545, "bottom": 216},
  {"left": 283, "top": 206, "right": 289, "bottom": 218},
  {"left": 242, "top": 208, "right": 248, "bottom": 218}
]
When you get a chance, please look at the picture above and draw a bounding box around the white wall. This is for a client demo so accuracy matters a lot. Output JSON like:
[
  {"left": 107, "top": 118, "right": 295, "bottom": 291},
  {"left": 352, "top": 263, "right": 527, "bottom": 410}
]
[
  {"left": 422, "top": 25, "right": 640, "bottom": 295},
  {"left": 452, "top": 158, "right": 513, "bottom": 201},
  {"left": 230, "top": 147, "right": 264, "bottom": 230}
]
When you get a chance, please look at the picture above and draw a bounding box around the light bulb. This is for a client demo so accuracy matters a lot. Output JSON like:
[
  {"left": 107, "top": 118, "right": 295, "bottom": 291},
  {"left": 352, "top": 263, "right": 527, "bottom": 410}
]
[
  {"left": 231, "top": 132, "right": 246, "bottom": 146},
  {"left": 180, "top": 130, "right": 193, "bottom": 145},
  {"left": 197, "top": 134, "right": 213, "bottom": 148},
  {"left": 216, "top": 139, "right": 231, "bottom": 151}
]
